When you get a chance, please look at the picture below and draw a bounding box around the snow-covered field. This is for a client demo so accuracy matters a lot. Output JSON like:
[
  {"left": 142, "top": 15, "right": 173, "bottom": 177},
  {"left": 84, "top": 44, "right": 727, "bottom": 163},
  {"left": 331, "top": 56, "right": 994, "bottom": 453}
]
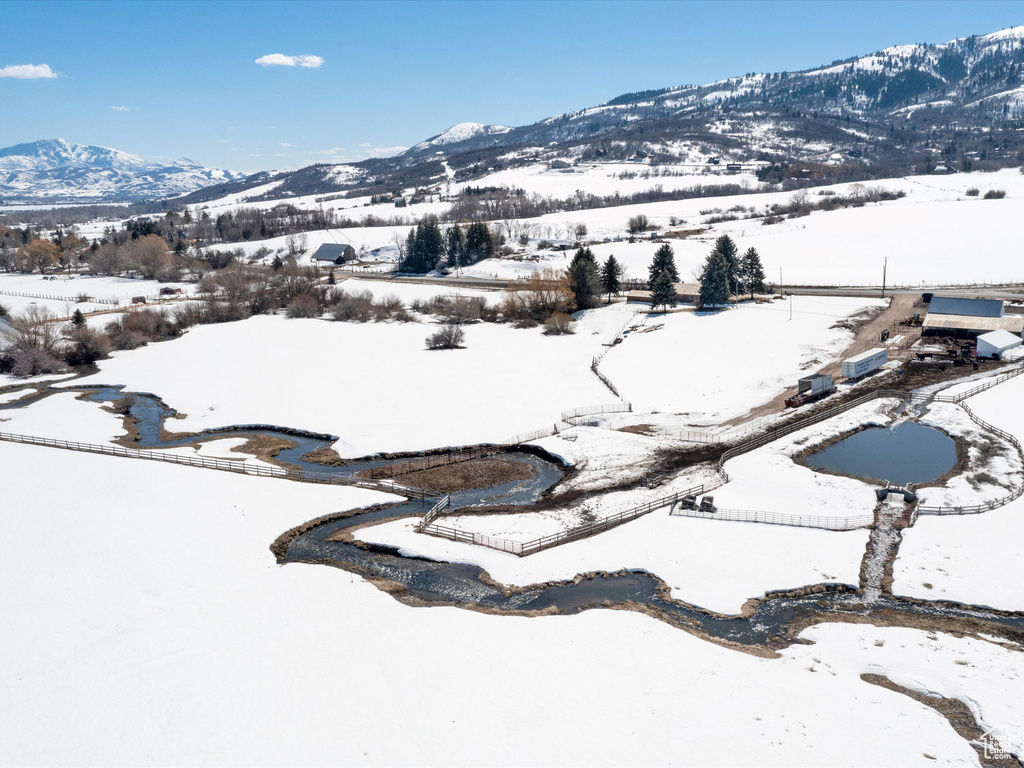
[
  {"left": 600, "top": 297, "right": 884, "bottom": 423},
  {"left": 0, "top": 440, "right": 1005, "bottom": 766},
  {"left": 0, "top": 272, "right": 194, "bottom": 317},
  {"left": 68, "top": 309, "right": 630, "bottom": 457},
  {"left": 178, "top": 166, "right": 1024, "bottom": 288}
]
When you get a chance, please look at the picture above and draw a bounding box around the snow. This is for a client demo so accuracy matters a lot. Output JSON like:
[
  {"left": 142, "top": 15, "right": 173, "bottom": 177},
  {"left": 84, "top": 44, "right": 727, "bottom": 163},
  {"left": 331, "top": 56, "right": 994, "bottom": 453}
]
[
  {"left": 894, "top": 371, "right": 1024, "bottom": 612},
  {"left": 358, "top": 507, "right": 867, "bottom": 615},
  {"left": 599, "top": 297, "right": 884, "bottom": 424},
  {"left": 0, "top": 389, "right": 126, "bottom": 443},
  {"left": 0, "top": 272, "right": 195, "bottom": 319},
  {"left": 0, "top": 440, "right": 986, "bottom": 766},
  {"left": 68, "top": 307, "right": 635, "bottom": 458}
]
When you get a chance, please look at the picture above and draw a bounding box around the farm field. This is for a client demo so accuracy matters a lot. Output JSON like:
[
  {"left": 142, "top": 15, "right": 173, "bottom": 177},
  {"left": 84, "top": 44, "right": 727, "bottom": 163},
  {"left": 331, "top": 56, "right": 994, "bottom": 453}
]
[{"left": 0, "top": 440, "right": 1007, "bottom": 767}]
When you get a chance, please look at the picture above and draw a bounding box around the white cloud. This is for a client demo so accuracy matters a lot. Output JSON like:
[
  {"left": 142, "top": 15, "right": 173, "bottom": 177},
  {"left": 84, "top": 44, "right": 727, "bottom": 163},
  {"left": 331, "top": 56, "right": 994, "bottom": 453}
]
[
  {"left": 358, "top": 146, "right": 407, "bottom": 158},
  {"left": 110, "top": 105, "right": 131, "bottom": 112},
  {"left": 217, "top": 139, "right": 233, "bottom": 144},
  {"left": 358, "top": 142, "right": 372, "bottom": 148},
  {"left": 0, "top": 63, "right": 58, "bottom": 79},
  {"left": 255, "top": 53, "right": 324, "bottom": 69},
  {"left": 278, "top": 142, "right": 293, "bottom": 147}
]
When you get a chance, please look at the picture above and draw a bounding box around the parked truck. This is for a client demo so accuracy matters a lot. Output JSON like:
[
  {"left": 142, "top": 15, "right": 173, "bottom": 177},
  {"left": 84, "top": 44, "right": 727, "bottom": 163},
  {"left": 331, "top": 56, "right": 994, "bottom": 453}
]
[
  {"left": 841, "top": 348, "right": 888, "bottom": 380},
  {"left": 785, "top": 373, "right": 836, "bottom": 408}
]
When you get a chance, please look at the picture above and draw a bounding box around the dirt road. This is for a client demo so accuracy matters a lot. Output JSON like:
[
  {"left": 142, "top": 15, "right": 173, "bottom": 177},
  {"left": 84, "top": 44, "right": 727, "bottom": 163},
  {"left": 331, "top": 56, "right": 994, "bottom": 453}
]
[{"left": 723, "top": 293, "right": 918, "bottom": 426}]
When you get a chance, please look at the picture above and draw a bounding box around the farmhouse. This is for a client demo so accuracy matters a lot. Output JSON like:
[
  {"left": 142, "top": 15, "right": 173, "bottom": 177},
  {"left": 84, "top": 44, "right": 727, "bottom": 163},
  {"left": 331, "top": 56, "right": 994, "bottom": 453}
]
[
  {"left": 923, "top": 295, "right": 1024, "bottom": 338},
  {"left": 310, "top": 243, "right": 356, "bottom": 266}
]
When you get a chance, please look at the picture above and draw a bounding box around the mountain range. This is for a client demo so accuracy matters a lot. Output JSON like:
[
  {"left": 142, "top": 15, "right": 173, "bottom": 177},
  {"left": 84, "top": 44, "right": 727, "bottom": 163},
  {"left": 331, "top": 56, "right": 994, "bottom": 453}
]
[
  {"left": 0, "top": 139, "right": 246, "bottom": 203},
  {"left": 6, "top": 26, "right": 1024, "bottom": 207}
]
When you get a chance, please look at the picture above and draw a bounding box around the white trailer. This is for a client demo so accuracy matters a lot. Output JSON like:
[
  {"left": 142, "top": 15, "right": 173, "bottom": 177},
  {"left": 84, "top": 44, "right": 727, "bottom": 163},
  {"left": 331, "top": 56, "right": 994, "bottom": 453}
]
[{"left": 842, "top": 347, "right": 888, "bottom": 380}]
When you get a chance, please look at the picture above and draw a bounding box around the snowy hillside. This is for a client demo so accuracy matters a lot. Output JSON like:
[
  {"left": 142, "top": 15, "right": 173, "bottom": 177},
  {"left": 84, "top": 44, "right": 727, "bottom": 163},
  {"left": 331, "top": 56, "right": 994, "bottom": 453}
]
[
  {"left": 0, "top": 139, "right": 247, "bottom": 202},
  {"left": 406, "top": 122, "right": 512, "bottom": 155}
]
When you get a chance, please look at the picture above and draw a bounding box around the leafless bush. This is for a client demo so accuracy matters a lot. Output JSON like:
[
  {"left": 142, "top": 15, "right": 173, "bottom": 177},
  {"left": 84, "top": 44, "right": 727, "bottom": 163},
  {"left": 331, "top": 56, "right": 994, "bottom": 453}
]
[
  {"left": 63, "top": 326, "right": 112, "bottom": 365},
  {"left": 328, "top": 288, "right": 375, "bottom": 322},
  {"left": 543, "top": 312, "right": 576, "bottom": 335},
  {"left": 2, "top": 347, "right": 64, "bottom": 377},
  {"left": 984, "top": 189, "right": 1006, "bottom": 199},
  {"left": 110, "top": 392, "right": 138, "bottom": 416},
  {"left": 965, "top": 187, "right": 980, "bottom": 196},
  {"left": 286, "top": 293, "right": 322, "bottom": 318},
  {"left": 425, "top": 322, "right": 465, "bottom": 350}
]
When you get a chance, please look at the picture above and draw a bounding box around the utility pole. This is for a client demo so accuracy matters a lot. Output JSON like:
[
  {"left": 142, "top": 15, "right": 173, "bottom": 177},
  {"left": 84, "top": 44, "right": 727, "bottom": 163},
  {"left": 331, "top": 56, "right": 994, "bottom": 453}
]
[
  {"left": 789, "top": 293, "right": 793, "bottom": 321},
  {"left": 882, "top": 256, "right": 888, "bottom": 298}
]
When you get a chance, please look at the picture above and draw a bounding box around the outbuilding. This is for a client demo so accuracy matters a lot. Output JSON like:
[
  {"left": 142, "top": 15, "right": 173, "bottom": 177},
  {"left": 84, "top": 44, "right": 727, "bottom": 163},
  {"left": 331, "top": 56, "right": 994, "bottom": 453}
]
[
  {"left": 310, "top": 243, "right": 356, "bottom": 266},
  {"left": 923, "top": 295, "right": 1024, "bottom": 338},
  {"left": 976, "top": 329, "right": 1023, "bottom": 359}
]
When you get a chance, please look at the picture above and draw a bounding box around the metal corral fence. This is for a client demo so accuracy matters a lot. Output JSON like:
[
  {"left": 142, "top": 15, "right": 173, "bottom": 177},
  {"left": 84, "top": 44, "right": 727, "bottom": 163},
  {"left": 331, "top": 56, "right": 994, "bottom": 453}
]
[
  {"left": 669, "top": 505, "right": 874, "bottom": 531},
  {"left": 917, "top": 399, "right": 1024, "bottom": 515},
  {"left": 499, "top": 425, "right": 562, "bottom": 445},
  {"left": 362, "top": 446, "right": 505, "bottom": 479},
  {"left": 0, "top": 430, "right": 432, "bottom": 501},
  {"left": 933, "top": 363, "right": 1024, "bottom": 404},
  {"left": 561, "top": 402, "right": 632, "bottom": 424},
  {"left": 420, "top": 484, "right": 710, "bottom": 556}
]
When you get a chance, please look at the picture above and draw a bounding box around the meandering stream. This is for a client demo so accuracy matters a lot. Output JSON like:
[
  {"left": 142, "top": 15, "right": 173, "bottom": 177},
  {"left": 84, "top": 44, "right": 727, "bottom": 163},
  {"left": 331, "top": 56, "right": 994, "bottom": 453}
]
[{"left": 4, "top": 382, "right": 1023, "bottom": 651}]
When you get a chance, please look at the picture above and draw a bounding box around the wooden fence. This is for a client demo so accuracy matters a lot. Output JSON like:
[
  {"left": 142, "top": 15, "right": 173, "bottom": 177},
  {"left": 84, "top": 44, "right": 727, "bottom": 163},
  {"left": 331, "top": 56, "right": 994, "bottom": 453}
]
[
  {"left": 669, "top": 505, "right": 874, "bottom": 531},
  {"left": 0, "top": 289, "right": 119, "bottom": 305},
  {"left": 0, "top": 430, "right": 430, "bottom": 501},
  {"left": 561, "top": 402, "right": 632, "bottom": 423}
]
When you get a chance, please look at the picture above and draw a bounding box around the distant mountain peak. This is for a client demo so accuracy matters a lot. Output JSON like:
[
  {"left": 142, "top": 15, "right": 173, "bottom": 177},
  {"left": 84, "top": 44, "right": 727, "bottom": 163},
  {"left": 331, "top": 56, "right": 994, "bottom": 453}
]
[
  {"left": 406, "top": 122, "right": 512, "bottom": 154},
  {"left": 0, "top": 139, "right": 246, "bottom": 202}
]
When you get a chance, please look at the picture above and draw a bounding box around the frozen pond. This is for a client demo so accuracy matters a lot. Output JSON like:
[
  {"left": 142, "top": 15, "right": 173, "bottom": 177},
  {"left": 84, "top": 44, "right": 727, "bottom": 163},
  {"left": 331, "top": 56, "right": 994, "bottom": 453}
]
[{"left": 803, "top": 421, "right": 957, "bottom": 485}]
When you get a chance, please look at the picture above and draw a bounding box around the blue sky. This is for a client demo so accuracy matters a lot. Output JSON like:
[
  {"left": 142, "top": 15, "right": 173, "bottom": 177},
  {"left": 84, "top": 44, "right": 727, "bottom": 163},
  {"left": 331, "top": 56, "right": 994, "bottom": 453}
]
[{"left": 1, "top": 0, "right": 1022, "bottom": 172}]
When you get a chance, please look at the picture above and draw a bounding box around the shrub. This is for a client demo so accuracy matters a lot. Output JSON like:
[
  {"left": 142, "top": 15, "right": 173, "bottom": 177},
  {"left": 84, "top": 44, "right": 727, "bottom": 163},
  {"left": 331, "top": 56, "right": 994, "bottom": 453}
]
[
  {"left": 984, "top": 189, "right": 1006, "bottom": 199},
  {"left": 965, "top": 187, "right": 980, "bottom": 196},
  {"left": 110, "top": 329, "right": 149, "bottom": 350},
  {"left": 63, "top": 327, "right": 112, "bottom": 366},
  {"left": 3, "top": 347, "right": 64, "bottom": 377},
  {"left": 425, "top": 323, "right": 465, "bottom": 350},
  {"left": 286, "top": 293, "right": 322, "bottom": 318},
  {"left": 543, "top": 312, "right": 576, "bottom": 335},
  {"left": 328, "top": 288, "right": 375, "bottom": 322}
]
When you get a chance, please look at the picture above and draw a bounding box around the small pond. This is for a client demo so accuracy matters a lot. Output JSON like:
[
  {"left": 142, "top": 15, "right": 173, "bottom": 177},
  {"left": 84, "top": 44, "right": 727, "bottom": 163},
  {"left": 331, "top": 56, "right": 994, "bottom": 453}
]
[{"left": 802, "top": 421, "right": 957, "bottom": 485}]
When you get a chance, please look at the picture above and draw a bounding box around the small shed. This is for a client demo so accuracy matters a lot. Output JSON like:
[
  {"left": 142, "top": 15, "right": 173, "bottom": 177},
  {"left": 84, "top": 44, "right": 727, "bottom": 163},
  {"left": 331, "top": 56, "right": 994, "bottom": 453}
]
[
  {"left": 310, "top": 243, "right": 356, "bottom": 265},
  {"left": 976, "top": 329, "right": 1023, "bottom": 359}
]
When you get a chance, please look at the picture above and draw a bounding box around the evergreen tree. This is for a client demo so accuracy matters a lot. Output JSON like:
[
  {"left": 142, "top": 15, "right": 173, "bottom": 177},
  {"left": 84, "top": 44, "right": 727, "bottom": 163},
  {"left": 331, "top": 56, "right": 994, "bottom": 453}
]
[
  {"left": 600, "top": 254, "right": 622, "bottom": 304},
  {"left": 567, "top": 246, "right": 601, "bottom": 310},
  {"left": 647, "top": 243, "right": 679, "bottom": 286},
  {"left": 71, "top": 308, "right": 86, "bottom": 328},
  {"left": 271, "top": 254, "right": 283, "bottom": 271},
  {"left": 411, "top": 217, "right": 444, "bottom": 273},
  {"left": 464, "top": 221, "right": 493, "bottom": 264},
  {"left": 650, "top": 270, "right": 677, "bottom": 312},
  {"left": 327, "top": 269, "right": 335, "bottom": 285},
  {"left": 711, "top": 235, "right": 740, "bottom": 295},
  {"left": 740, "top": 247, "right": 766, "bottom": 299},
  {"left": 402, "top": 229, "right": 416, "bottom": 272},
  {"left": 699, "top": 252, "right": 731, "bottom": 308},
  {"left": 445, "top": 225, "right": 467, "bottom": 270}
]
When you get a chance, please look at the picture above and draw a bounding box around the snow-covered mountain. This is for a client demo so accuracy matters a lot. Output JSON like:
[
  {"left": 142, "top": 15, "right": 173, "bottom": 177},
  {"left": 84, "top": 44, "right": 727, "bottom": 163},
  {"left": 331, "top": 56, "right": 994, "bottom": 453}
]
[
  {"left": 0, "top": 139, "right": 247, "bottom": 202},
  {"left": 187, "top": 24, "right": 1024, "bottom": 207},
  {"left": 406, "top": 122, "right": 512, "bottom": 155}
]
